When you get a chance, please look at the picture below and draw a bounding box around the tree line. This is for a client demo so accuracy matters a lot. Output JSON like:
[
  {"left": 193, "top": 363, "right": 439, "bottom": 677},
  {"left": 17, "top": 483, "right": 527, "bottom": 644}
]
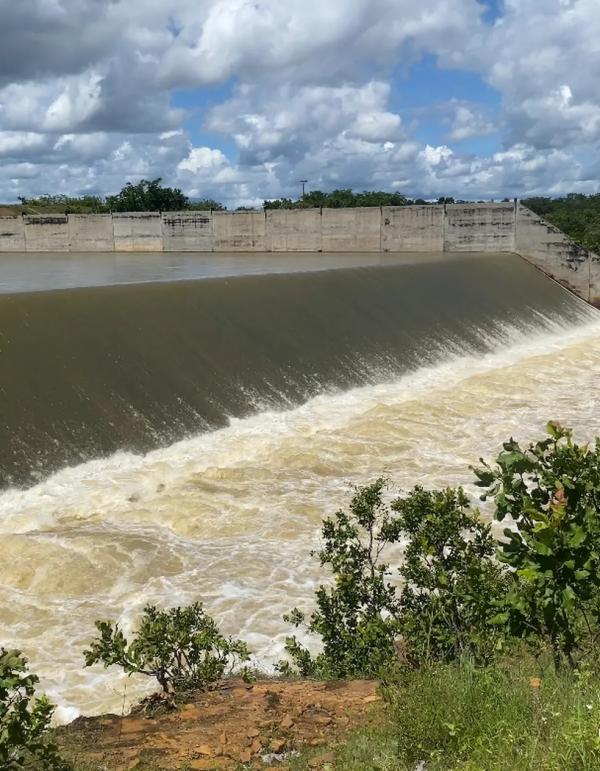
[{"left": 14, "top": 179, "right": 490, "bottom": 215}]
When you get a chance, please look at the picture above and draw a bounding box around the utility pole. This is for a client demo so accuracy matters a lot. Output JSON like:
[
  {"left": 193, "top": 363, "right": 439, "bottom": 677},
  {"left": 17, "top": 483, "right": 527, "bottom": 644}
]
[{"left": 299, "top": 179, "right": 308, "bottom": 198}]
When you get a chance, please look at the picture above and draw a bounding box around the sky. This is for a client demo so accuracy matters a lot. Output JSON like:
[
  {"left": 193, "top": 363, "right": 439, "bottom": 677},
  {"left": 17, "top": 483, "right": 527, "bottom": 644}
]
[{"left": 0, "top": 0, "right": 599, "bottom": 207}]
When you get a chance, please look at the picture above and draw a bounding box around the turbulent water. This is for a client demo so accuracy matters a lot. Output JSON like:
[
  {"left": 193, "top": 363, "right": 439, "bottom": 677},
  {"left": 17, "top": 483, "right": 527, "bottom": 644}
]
[{"left": 0, "top": 251, "right": 599, "bottom": 720}]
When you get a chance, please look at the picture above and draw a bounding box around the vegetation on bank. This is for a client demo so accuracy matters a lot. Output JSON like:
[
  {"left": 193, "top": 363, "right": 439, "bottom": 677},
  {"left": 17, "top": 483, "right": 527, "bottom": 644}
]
[{"left": 4, "top": 423, "right": 600, "bottom": 769}]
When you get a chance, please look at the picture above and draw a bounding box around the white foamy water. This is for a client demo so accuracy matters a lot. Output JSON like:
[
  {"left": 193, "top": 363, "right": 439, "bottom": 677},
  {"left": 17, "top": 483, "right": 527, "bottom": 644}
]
[{"left": 1, "top": 314, "right": 600, "bottom": 719}]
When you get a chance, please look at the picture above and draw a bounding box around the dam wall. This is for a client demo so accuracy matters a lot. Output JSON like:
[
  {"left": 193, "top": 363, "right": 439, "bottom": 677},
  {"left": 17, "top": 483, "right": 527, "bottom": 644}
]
[
  {"left": 0, "top": 202, "right": 515, "bottom": 255},
  {"left": 515, "top": 204, "right": 600, "bottom": 306},
  {"left": 1, "top": 200, "right": 599, "bottom": 305}
]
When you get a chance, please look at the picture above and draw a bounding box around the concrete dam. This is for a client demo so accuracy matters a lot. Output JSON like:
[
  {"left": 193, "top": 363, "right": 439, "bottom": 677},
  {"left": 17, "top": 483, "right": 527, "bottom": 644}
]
[
  {"left": 0, "top": 202, "right": 599, "bottom": 718},
  {"left": 1, "top": 201, "right": 599, "bottom": 304}
]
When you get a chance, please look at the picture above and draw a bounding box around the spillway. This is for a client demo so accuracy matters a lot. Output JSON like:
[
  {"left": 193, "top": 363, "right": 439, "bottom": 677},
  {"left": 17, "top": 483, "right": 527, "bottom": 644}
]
[{"left": 0, "top": 250, "right": 599, "bottom": 719}]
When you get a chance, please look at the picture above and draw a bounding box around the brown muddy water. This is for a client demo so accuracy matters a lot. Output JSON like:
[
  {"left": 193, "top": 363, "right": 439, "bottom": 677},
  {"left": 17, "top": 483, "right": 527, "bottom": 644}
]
[{"left": 0, "top": 251, "right": 598, "bottom": 721}]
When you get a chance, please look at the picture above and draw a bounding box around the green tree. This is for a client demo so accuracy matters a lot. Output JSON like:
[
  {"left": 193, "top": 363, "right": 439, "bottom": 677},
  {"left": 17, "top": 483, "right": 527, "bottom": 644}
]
[
  {"left": 473, "top": 422, "right": 600, "bottom": 669},
  {"left": 278, "top": 479, "right": 402, "bottom": 678},
  {"left": 106, "top": 178, "right": 188, "bottom": 212},
  {"left": 395, "top": 487, "right": 508, "bottom": 665},
  {"left": 263, "top": 189, "right": 411, "bottom": 210},
  {"left": 0, "top": 649, "right": 67, "bottom": 770},
  {"left": 188, "top": 198, "right": 227, "bottom": 211},
  {"left": 278, "top": 480, "right": 505, "bottom": 677},
  {"left": 84, "top": 603, "right": 250, "bottom": 703}
]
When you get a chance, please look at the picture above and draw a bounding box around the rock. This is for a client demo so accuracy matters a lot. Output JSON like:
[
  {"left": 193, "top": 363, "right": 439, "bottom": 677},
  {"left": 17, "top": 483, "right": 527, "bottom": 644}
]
[
  {"left": 239, "top": 749, "right": 252, "bottom": 763},
  {"left": 364, "top": 694, "right": 380, "bottom": 703},
  {"left": 309, "top": 752, "right": 336, "bottom": 768},
  {"left": 247, "top": 727, "right": 260, "bottom": 738},
  {"left": 270, "top": 738, "right": 287, "bottom": 753},
  {"left": 197, "top": 745, "right": 212, "bottom": 756},
  {"left": 313, "top": 715, "right": 333, "bottom": 726},
  {"left": 189, "top": 761, "right": 219, "bottom": 770},
  {"left": 249, "top": 738, "right": 262, "bottom": 754},
  {"left": 280, "top": 714, "right": 294, "bottom": 729}
]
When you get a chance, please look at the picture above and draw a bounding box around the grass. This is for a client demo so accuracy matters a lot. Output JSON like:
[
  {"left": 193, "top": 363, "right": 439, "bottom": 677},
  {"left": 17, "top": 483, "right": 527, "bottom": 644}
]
[{"left": 289, "top": 655, "right": 600, "bottom": 771}]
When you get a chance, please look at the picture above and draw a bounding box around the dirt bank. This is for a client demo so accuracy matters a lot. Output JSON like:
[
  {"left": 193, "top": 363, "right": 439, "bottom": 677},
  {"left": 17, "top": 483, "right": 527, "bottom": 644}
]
[{"left": 57, "top": 678, "right": 381, "bottom": 770}]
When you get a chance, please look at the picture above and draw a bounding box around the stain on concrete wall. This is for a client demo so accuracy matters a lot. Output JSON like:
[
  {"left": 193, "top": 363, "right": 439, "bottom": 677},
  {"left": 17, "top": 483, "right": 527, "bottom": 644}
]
[
  {"left": 213, "top": 211, "right": 266, "bottom": 251},
  {"left": 162, "top": 211, "right": 212, "bottom": 251},
  {"left": 68, "top": 214, "right": 114, "bottom": 252},
  {"left": 0, "top": 216, "right": 25, "bottom": 251},
  {"left": 23, "top": 215, "right": 69, "bottom": 251},
  {"left": 444, "top": 203, "right": 516, "bottom": 252},
  {"left": 382, "top": 206, "right": 444, "bottom": 252},
  {"left": 113, "top": 212, "right": 163, "bottom": 252},
  {"left": 266, "top": 209, "right": 322, "bottom": 251},
  {"left": 321, "top": 207, "right": 381, "bottom": 252}
]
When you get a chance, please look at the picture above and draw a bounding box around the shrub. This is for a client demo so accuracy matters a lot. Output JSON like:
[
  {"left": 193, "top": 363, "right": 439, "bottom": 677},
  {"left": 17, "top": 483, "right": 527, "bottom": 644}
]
[
  {"left": 278, "top": 479, "right": 402, "bottom": 678},
  {"left": 84, "top": 603, "right": 250, "bottom": 703},
  {"left": 0, "top": 648, "right": 67, "bottom": 770},
  {"left": 473, "top": 422, "right": 600, "bottom": 669},
  {"left": 279, "top": 481, "right": 506, "bottom": 677},
  {"left": 394, "top": 487, "right": 508, "bottom": 665}
]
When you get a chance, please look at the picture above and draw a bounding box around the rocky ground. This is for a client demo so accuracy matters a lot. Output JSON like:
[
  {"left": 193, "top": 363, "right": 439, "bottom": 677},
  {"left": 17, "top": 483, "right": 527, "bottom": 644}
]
[{"left": 57, "top": 678, "right": 381, "bottom": 770}]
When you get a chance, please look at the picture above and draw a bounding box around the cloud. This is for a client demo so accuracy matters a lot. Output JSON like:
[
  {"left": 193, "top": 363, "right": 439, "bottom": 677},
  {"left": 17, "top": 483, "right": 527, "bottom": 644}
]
[
  {"left": 448, "top": 103, "right": 495, "bottom": 141},
  {"left": 0, "top": 0, "right": 599, "bottom": 204}
]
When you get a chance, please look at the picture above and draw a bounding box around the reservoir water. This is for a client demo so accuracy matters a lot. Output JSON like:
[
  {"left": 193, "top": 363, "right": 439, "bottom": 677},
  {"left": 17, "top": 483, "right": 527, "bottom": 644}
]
[{"left": 0, "top": 250, "right": 598, "bottom": 719}]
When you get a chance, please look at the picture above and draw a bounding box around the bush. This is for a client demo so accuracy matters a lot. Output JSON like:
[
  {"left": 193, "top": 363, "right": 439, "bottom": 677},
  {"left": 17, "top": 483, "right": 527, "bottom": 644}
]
[
  {"left": 278, "top": 479, "right": 402, "bottom": 678},
  {"left": 394, "top": 487, "right": 508, "bottom": 665},
  {"left": 279, "top": 481, "right": 505, "bottom": 677},
  {"left": 84, "top": 603, "right": 250, "bottom": 703},
  {"left": 474, "top": 422, "right": 600, "bottom": 669},
  {"left": 0, "top": 648, "right": 67, "bottom": 770}
]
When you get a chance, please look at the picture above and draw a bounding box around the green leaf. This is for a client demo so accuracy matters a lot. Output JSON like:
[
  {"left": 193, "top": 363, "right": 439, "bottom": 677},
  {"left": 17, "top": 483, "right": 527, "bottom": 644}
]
[{"left": 568, "top": 526, "right": 587, "bottom": 548}]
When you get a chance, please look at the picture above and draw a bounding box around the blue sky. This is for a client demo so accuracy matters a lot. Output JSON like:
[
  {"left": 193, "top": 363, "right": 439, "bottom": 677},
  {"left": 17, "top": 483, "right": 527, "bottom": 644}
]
[{"left": 0, "top": 0, "right": 598, "bottom": 205}]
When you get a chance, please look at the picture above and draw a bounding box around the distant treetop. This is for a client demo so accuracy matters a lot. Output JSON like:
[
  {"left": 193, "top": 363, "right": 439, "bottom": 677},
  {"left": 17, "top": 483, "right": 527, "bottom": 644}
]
[
  {"left": 15, "top": 180, "right": 228, "bottom": 214},
  {"left": 263, "top": 189, "right": 410, "bottom": 209},
  {"left": 106, "top": 179, "right": 188, "bottom": 212}
]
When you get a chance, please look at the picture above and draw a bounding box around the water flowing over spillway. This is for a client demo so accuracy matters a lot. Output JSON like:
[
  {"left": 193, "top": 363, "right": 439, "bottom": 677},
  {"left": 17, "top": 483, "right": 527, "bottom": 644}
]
[{"left": 0, "top": 251, "right": 599, "bottom": 720}]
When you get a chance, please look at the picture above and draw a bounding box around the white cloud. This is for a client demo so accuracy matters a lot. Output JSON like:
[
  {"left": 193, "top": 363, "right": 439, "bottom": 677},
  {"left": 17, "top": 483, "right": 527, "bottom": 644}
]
[
  {"left": 0, "top": 0, "right": 599, "bottom": 204},
  {"left": 448, "top": 103, "right": 494, "bottom": 141},
  {"left": 177, "top": 147, "right": 229, "bottom": 174}
]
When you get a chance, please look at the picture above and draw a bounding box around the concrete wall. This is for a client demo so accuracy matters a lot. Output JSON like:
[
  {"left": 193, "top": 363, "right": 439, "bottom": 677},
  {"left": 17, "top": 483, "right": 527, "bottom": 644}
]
[
  {"left": 113, "top": 212, "right": 163, "bottom": 252},
  {"left": 162, "top": 211, "right": 212, "bottom": 251},
  {"left": 266, "top": 209, "right": 322, "bottom": 251},
  {"left": 321, "top": 207, "right": 381, "bottom": 252},
  {"left": 382, "top": 205, "right": 444, "bottom": 252},
  {"left": 0, "top": 205, "right": 517, "bottom": 255},
  {"left": 213, "top": 211, "right": 266, "bottom": 251},
  {"left": 1, "top": 203, "right": 598, "bottom": 306},
  {"left": 23, "top": 215, "right": 69, "bottom": 251},
  {"left": 0, "top": 217, "right": 25, "bottom": 251},
  {"left": 515, "top": 204, "right": 600, "bottom": 306},
  {"left": 445, "top": 203, "right": 515, "bottom": 252},
  {"left": 68, "top": 214, "right": 114, "bottom": 251}
]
